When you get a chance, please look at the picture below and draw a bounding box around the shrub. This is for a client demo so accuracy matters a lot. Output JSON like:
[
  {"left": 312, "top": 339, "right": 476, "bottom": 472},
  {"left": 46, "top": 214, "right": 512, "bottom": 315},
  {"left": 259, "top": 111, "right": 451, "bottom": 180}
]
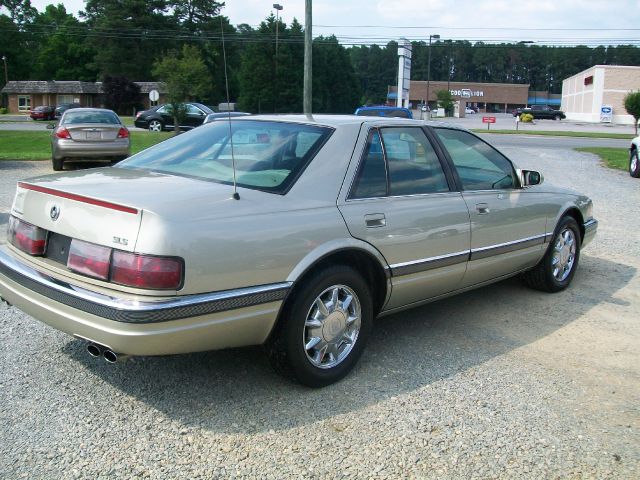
[
  {"left": 0, "top": 107, "right": 7, "bottom": 114},
  {"left": 520, "top": 113, "right": 534, "bottom": 123}
]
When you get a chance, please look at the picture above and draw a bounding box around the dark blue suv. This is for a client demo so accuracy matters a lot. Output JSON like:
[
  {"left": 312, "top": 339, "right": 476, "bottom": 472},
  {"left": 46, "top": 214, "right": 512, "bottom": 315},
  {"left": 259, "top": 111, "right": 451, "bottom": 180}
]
[{"left": 354, "top": 106, "right": 413, "bottom": 119}]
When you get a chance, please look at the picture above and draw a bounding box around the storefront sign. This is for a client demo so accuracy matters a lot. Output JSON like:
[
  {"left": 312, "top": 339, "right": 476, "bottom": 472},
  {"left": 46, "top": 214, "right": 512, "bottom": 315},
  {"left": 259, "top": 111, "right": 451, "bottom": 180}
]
[{"left": 451, "top": 88, "right": 484, "bottom": 98}]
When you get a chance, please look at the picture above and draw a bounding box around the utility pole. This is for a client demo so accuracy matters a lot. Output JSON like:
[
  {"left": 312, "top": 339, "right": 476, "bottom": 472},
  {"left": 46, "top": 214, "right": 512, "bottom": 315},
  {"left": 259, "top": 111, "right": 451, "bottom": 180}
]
[
  {"left": 273, "top": 4, "right": 283, "bottom": 113},
  {"left": 303, "top": 0, "right": 312, "bottom": 118}
]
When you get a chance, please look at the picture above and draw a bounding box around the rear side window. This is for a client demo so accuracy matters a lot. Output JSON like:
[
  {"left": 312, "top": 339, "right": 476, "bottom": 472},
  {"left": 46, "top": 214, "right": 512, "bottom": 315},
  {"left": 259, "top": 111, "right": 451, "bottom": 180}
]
[
  {"left": 350, "top": 131, "right": 387, "bottom": 199},
  {"left": 435, "top": 128, "right": 516, "bottom": 190},
  {"left": 350, "top": 127, "right": 449, "bottom": 199}
]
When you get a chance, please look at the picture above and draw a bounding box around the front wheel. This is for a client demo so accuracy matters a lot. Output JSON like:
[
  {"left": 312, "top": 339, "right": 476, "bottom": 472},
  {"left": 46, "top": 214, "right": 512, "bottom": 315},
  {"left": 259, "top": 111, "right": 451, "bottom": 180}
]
[
  {"left": 522, "top": 216, "right": 581, "bottom": 292},
  {"left": 148, "top": 120, "right": 163, "bottom": 132},
  {"left": 266, "top": 265, "right": 373, "bottom": 387},
  {"left": 554, "top": 114, "right": 561, "bottom": 121},
  {"left": 630, "top": 149, "right": 640, "bottom": 178}
]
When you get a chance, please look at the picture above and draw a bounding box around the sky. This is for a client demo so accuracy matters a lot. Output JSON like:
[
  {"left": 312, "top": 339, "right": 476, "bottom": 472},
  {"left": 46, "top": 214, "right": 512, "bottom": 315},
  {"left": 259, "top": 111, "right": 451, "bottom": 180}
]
[{"left": 25, "top": 0, "right": 640, "bottom": 47}]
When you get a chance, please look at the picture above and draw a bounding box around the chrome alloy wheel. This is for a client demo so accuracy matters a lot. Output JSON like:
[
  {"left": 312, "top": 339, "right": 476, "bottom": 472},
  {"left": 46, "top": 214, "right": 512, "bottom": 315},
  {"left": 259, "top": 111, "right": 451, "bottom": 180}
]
[
  {"left": 552, "top": 228, "right": 576, "bottom": 282},
  {"left": 631, "top": 152, "right": 639, "bottom": 175},
  {"left": 148, "top": 120, "right": 162, "bottom": 132},
  {"left": 303, "top": 285, "right": 361, "bottom": 369}
]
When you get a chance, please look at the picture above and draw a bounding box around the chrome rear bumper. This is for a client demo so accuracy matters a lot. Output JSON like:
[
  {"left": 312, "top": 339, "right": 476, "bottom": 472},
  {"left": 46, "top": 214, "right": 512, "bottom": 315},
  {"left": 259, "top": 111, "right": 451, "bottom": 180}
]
[{"left": 0, "top": 246, "right": 290, "bottom": 355}]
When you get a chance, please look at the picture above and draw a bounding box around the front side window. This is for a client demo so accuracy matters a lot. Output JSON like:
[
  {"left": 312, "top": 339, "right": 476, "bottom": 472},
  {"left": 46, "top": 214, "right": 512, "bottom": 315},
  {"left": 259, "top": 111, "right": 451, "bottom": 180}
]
[
  {"left": 18, "top": 96, "right": 31, "bottom": 111},
  {"left": 435, "top": 128, "right": 516, "bottom": 190},
  {"left": 119, "top": 120, "right": 333, "bottom": 194}
]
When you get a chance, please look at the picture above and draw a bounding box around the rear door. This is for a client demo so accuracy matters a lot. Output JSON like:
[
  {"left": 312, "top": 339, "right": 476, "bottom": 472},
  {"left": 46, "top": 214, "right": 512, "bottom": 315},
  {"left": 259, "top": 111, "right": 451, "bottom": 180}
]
[
  {"left": 433, "top": 127, "right": 550, "bottom": 288},
  {"left": 338, "top": 125, "right": 471, "bottom": 310}
]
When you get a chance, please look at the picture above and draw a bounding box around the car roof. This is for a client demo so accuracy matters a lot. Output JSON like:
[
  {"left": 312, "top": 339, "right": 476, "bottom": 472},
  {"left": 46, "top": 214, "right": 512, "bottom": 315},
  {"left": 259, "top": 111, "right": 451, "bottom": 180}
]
[{"left": 225, "top": 114, "right": 469, "bottom": 131}]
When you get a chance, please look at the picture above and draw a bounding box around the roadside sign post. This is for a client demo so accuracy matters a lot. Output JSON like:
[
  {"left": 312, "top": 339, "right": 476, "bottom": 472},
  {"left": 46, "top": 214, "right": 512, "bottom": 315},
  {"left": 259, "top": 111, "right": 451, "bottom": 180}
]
[
  {"left": 515, "top": 114, "right": 519, "bottom": 131},
  {"left": 482, "top": 116, "right": 496, "bottom": 130}
]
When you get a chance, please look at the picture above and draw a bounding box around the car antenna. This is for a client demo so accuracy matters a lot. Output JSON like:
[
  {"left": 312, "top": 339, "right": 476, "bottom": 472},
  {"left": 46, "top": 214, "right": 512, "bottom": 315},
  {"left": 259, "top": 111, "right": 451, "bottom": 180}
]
[{"left": 220, "top": 16, "right": 240, "bottom": 200}]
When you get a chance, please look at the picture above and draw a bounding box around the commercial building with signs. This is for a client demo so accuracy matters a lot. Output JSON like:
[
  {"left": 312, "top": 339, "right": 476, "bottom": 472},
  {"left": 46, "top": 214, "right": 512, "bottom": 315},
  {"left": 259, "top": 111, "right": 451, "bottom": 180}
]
[
  {"left": 389, "top": 80, "right": 532, "bottom": 114},
  {"left": 1, "top": 80, "right": 166, "bottom": 114},
  {"left": 561, "top": 65, "right": 640, "bottom": 125}
]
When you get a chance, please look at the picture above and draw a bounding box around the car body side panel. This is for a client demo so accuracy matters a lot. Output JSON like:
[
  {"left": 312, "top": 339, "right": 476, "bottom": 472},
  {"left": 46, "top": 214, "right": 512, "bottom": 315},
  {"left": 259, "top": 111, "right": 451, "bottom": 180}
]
[{"left": 459, "top": 188, "right": 553, "bottom": 287}]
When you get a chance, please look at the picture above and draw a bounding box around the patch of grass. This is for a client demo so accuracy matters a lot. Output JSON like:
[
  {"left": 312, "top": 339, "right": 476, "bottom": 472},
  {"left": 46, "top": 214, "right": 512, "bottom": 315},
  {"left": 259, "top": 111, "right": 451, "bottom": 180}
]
[
  {"left": 575, "top": 147, "right": 629, "bottom": 171},
  {"left": 472, "top": 129, "right": 634, "bottom": 140},
  {"left": 0, "top": 130, "right": 172, "bottom": 161}
]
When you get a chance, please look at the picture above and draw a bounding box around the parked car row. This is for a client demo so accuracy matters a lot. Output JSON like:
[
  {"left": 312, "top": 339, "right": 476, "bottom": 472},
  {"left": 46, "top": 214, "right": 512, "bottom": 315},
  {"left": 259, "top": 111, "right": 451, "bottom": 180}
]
[
  {"left": 29, "top": 103, "right": 82, "bottom": 121},
  {"left": 0, "top": 115, "right": 597, "bottom": 387}
]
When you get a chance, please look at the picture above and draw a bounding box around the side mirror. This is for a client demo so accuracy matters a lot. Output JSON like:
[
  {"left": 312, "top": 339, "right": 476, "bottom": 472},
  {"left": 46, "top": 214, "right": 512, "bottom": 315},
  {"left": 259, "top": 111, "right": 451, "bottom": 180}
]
[
  {"left": 46, "top": 123, "right": 55, "bottom": 130},
  {"left": 521, "top": 169, "right": 543, "bottom": 186}
]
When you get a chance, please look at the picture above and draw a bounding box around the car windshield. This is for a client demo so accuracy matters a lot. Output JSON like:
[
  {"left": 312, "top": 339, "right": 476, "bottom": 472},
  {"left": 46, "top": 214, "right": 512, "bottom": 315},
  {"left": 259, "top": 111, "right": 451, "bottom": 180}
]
[
  {"left": 62, "top": 111, "right": 120, "bottom": 125},
  {"left": 117, "top": 120, "right": 333, "bottom": 194}
]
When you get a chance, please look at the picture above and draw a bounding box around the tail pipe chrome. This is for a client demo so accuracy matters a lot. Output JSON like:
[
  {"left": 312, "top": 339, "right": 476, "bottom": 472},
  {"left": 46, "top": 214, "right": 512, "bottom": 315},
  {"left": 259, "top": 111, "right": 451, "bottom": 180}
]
[
  {"left": 86, "top": 342, "right": 129, "bottom": 363},
  {"left": 103, "top": 349, "right": 129, "bottom": 364}
]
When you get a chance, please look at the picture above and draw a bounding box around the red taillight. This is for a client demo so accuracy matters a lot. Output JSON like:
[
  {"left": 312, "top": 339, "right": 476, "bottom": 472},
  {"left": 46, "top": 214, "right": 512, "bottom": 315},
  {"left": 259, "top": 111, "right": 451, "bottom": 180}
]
[
  {"left": 117, "top": 127, "right": 129, "bottom": 138},
  {"left": 111, "top": 251, "right": 182, "bottom": 290},
  {"left": 67, "top": 239, "right": 111, "bottom": 280},
  {"left": 7, "top": 216, "right": 47, "bottom": 255},
  {"left": 55, "top": 127, "right": 71, "bottom": 139}
]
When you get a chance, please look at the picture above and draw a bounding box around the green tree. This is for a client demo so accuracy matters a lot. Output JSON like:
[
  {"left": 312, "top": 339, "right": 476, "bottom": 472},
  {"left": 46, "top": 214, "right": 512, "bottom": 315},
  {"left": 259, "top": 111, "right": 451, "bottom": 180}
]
[
  {"left": 624, "top": 90, "right": 640, "bottom": 135},
  {"left": 436, "top": 89, "right": 454, "bottom": 116},
  {"left": 102, "top": 76, "right": 141, "bottom": 115},
  {"left": 82, "top": 0, "right": 172, "bottom": 80},
  {"left": 152, "top": 44, "right": 209, "bottom": 133},
  {"left": 30, "top": 4, "right": 97, "bottom": 81}
]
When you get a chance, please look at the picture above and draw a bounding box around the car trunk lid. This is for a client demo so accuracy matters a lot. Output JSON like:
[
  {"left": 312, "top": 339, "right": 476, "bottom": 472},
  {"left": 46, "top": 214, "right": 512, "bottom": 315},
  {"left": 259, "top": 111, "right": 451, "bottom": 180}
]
[{"left": 65, "top": 124, "right": 120, "bottom": 141}]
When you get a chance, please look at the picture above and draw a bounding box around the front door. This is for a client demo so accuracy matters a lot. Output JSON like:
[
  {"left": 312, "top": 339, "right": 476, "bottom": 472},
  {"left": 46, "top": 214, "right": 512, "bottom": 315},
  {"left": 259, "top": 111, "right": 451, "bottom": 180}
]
[{"left": 433, "top": 127, "right": 550, "bottom": 287}]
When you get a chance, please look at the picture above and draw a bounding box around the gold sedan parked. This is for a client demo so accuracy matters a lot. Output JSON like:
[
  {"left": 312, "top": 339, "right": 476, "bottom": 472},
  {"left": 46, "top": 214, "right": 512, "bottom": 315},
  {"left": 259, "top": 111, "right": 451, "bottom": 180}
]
[
  {"left": 1, "top": 116, "right": 597, "bottom": 387},
  {"left": 50, "top": 108, "right": 130, "bottom": 171}
]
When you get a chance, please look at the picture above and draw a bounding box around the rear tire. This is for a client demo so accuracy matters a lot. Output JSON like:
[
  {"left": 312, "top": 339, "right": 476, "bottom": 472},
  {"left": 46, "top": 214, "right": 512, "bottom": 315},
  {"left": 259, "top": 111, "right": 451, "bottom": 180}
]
[
  {"left": 265, "top": 265, "right": 373, "bottom": 387},
  {"left": 52, "top": 157, "right": 64, "bottom": 171},
  {"left": 554, "top": 114, "right": 561, "bottom": 121},
  {"left": 522, "top": 216, "right": 581, "bottom": 292},
  {"left": 630, "top": 149, "right": 640, "bottom": 178}
]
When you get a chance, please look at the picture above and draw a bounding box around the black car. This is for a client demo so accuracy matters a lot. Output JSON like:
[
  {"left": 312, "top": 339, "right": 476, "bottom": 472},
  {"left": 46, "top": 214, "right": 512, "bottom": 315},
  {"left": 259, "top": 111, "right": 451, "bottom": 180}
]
[
  {"left": 514, "top": 105, "right": 565, "bottom": 120},
  {"left": 55, "top": 103, "right": 82, "bottom": 118},
  {"left": 134, "top": 103, "right": 214, "bottom": 131}
]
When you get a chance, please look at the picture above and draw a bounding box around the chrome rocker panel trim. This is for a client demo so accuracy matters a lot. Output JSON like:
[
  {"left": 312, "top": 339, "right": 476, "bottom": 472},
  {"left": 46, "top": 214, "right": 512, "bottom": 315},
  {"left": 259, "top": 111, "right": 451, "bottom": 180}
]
[{"left": 0, "top": 248, "right": 291, "bottom": 324}]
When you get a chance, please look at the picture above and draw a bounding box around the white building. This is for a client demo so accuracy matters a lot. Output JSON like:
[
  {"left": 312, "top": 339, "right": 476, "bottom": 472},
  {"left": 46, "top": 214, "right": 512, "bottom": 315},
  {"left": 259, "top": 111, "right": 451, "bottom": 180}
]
[{"left": 561, "top": 65, "right": 640, "bottom": 125}]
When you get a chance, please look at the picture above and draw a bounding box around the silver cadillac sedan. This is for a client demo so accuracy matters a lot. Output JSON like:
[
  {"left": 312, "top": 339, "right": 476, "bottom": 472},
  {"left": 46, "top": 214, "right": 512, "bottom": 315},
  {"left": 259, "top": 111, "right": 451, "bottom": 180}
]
[{"left": 0, "top": 116, "right": 597, "bottom": 387}]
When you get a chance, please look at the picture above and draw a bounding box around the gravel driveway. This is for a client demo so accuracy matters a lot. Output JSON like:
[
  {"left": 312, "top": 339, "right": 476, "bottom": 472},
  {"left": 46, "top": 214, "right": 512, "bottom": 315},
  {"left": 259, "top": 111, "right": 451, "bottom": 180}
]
[{"left": 0, "top": 146, "right": 638, "bottom": 478}]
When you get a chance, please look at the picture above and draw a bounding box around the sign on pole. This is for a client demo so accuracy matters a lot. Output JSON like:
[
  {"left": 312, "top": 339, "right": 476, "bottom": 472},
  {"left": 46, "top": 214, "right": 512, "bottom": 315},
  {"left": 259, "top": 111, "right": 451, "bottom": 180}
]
[
  {"left": 149, "top": 89, "right": 159, "bottom": 102},
  {"left": 396, "top": 38, "right": 412, "bottom": 108},
  {"left": 482, "top": 116, "right": 496, "bottom": 130},
  {"left": 600, "top": 105, "right": 613, "bottom": 123}
]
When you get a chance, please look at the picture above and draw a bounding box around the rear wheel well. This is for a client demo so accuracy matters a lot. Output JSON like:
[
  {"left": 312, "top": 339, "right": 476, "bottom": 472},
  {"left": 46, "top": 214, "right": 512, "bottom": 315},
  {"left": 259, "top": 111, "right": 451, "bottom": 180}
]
[{"left": 268, "top": 249, "right": 388, "bottom": 342}]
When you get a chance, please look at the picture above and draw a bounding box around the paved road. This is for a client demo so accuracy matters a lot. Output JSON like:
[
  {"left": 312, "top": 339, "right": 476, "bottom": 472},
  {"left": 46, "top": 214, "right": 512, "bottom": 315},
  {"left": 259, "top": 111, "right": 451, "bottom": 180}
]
[{"left": 0, "top": 137, "right": 638, "bottom": 478}]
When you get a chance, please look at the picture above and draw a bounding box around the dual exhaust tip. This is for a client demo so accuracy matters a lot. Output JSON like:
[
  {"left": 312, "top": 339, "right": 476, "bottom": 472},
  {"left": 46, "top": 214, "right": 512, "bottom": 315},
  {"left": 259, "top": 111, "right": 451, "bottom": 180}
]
[{"left": 86, "top": 342, "right": 128, "bottom": 363}]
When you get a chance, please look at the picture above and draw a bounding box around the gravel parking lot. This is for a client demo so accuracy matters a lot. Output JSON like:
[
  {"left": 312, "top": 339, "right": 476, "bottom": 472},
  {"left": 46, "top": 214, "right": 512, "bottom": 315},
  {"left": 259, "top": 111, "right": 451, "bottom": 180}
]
[{"left": 1, "top": 141, "right": 638, "bottom": 478}]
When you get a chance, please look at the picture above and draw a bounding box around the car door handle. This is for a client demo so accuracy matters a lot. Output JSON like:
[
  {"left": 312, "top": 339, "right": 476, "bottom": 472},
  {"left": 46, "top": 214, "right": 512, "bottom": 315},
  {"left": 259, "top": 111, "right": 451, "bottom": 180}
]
[
  {"left": 476, "top": 203, "right": 490, "bottom": 215},
  {"left": 364, "top": 213, "right": 386, "bottom": 228}
]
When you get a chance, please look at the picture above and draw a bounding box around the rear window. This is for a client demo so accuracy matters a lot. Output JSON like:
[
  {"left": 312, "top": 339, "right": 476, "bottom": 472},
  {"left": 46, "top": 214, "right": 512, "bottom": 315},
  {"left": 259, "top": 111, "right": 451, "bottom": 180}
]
[
  {"left": 62, "top": 111, "right": 121, "bottom": 125},
  {"left": 117, "top": 120, "right": 333, "bottom": 194}
]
